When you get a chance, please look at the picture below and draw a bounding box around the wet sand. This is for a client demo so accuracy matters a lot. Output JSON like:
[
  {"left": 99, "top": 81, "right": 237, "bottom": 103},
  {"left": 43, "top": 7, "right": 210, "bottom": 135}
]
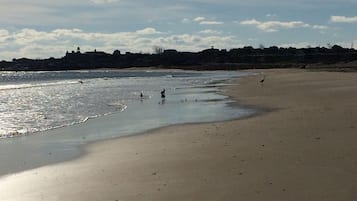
[{"left": 1, "top": 69, "right": 357, "bottom": 201}]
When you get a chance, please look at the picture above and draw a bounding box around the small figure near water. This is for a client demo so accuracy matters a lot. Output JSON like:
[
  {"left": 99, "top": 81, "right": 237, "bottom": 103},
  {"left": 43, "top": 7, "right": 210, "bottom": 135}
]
[
  {"left": 161, "top": 89, "right": 166, "bottom": 98},
  {"left": 260, "top": 75, "right": 266, "bottom": 86},
  {"left": 140, "top": 91, "right": 144, "bottom": 102},
  {"left": 260, "top": 75, "right": 266, "bottom": 84}
]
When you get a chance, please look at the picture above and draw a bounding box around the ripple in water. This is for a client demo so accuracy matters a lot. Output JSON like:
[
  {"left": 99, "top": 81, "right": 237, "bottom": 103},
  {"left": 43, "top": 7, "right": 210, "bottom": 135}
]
[{"left": 0, "top": 70, "right": 246, "bottom": 138}]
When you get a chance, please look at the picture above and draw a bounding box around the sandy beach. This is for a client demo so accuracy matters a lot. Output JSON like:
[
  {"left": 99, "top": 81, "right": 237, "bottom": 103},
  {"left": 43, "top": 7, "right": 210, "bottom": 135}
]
[{"left": 1, "top": 68, "right": 357, "bottom": 201}]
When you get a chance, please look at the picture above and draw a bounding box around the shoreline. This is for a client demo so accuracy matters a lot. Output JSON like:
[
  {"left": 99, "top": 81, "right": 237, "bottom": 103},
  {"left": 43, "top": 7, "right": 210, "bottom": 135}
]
[
  {"left": 1, "top": 68, "right": 357, "bottom": 200},
  {"left": 0, "top": 70, "right": 255, "bottom": 178}
]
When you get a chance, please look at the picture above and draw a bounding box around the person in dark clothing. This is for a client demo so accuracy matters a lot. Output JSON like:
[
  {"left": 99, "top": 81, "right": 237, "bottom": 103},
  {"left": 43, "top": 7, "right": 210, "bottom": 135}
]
[{"left": 161, "top": 89, "right": 166, "bottom": 98}]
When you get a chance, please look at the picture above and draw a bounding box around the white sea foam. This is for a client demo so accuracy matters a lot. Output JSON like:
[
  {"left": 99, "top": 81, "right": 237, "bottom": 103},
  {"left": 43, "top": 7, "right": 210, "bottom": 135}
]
[{"left": 0, "top": 80, "right": 80, "bottom": 90}]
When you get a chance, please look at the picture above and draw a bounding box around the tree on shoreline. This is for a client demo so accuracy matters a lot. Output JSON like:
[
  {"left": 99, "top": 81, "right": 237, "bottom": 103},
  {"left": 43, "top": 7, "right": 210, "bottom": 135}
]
[
  {"left": 1, "top": 45, "right": 357, "bottom": 71},
  {"left": 153, "top": 46, "right": 164, "bottom": 54}
]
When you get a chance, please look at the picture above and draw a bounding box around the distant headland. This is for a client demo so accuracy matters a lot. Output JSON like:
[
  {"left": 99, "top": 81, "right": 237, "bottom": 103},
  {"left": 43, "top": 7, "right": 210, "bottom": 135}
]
[{"left": 1, "top": 45, "right": 357, "bottom": 71}]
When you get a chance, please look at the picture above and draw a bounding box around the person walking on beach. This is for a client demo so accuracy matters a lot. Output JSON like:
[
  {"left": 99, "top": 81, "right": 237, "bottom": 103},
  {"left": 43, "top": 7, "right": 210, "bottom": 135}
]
[{"left": 161, "top": 89, "right": 166, "bottom": 98}]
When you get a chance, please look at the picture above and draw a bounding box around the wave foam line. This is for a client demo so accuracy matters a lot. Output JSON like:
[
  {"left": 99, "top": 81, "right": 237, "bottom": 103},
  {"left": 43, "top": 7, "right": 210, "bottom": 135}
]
[
  {"left": 0, "top": 80, "right": 82, "bottom": 91},
  {"left": 0, "top": 103, "right": 128, "bottom": 139}
]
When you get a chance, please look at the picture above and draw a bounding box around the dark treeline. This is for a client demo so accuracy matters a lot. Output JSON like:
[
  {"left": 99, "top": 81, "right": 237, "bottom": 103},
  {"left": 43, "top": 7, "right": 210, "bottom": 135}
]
[{"left": 1, "top": 45, "right": 357, "bottom": 71}]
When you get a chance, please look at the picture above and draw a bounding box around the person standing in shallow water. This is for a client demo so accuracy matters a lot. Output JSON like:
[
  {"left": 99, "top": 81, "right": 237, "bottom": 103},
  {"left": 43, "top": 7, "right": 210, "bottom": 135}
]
[
  {"left": 139, "top": 91, "right": 144, "bottom": 102},
  {"left": 161, "top": 89, "right": 166, "bottom": 98}
]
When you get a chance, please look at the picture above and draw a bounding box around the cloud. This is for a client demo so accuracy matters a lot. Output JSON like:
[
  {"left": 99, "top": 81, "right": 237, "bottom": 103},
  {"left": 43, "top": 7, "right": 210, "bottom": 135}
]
[
  {"left": 240, "top": 19, "right": 309, "bottom": 32},
  {"left": 135, "top": 28, "right": 161, "bottom": 35},
  {"left": 0, "top": 29, "right": 9, "bottom": 37},
  {"left": 193, "top": 16, "right": 224, "bottom": 25},
  {"left": 194, "top": 17, "right": 206, "bottom": 22},
  {"left": 330, "top": 16, "right": 357, "bottom": 23},
  {"left": 239, "top": 19, "right": 260, "bottom": 25},
  {"left": 199, "top": 21, "right": 224, "bottom": 25},
  {"left": 199, "top": 29, "right": 222, "bottom": 34},
  {"left": 152, "top": 34, "right": 239, "bottom": 51},
  {"left": 240, "top": 19, "right": 321, "bottom": 32},
  {"left": 9, "top": 29, "right": 59, "bottom": 46},
  {"left": 312, "top": 25, "right": 329, "bottom": 30},
  {"left": 0, "top": 28, "right": 241, "bottom": 61}
]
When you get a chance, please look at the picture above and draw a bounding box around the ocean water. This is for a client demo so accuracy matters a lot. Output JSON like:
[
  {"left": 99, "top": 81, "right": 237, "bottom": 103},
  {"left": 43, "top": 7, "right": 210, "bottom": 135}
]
[
  {"left": 0, "top": 70, "right": 252, "bottom": 138},
  {"left": 0, "top": 70, "right": 256, "bottom": 176}
]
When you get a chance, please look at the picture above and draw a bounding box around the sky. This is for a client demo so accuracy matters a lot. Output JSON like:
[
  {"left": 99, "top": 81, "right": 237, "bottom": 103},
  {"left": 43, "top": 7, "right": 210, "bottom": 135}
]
[{"left": 0, "top": 0, "right": 356, "bottom": 60}]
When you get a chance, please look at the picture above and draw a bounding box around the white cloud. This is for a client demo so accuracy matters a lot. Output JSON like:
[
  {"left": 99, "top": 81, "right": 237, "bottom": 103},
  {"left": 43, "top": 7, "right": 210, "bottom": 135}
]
[
  {"left": 193, "top": 17, "right": 223, "bottom": 25},
  {"left": 13, "top": 29, "right": 57, "bottom": 45},
  {"left": 0, "top": 28, "right": 242, "bottom": 60},
  {"left": 199, "top": 21, "right": 224, "bottom": 25},
  {"left": 0, "top": 29, "right": 10, "bottom": 43},
  {"left": 312, "top": 25, "right": 329, "bottom": 30},
  {"left": 194, "top": 17, "right": 206, "bottom": 22},
  {"left": 330, "top": 16, "right": 357, "bottom": 23},
  {"left": 53, "top": 29, "right": 83, "bottom": 36},
  {"left": 135, "top": 28, "right": 161, "bottom": 35},
  {"left": 240, "top": 19, "right": 260, "bottom": 25},
  {"left": 199, "top": 29, "right": 222, "bottom": 34},
  {"left": 151, "top": 34, "right": 240, "bottom": 52},
  {"left": 240, "top": 19, "right": 319, "bottom": 32}
]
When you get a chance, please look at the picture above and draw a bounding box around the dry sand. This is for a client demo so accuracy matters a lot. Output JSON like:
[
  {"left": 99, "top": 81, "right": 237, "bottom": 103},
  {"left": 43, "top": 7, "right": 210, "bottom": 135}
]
[{"left": 1, "top": 69, "right": 357, "bottom": 201}]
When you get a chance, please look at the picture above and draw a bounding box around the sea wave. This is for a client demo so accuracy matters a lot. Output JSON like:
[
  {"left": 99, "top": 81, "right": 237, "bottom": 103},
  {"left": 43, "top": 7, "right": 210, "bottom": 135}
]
[
  {"left": 0, "top": 80, "right": 83, "bottom": 91},
  {"left": 0, "top": 104, "right": 128, "bottom": 139},
  {"left": 0, "top": 70, "right": 233, "bottom": 140}
]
